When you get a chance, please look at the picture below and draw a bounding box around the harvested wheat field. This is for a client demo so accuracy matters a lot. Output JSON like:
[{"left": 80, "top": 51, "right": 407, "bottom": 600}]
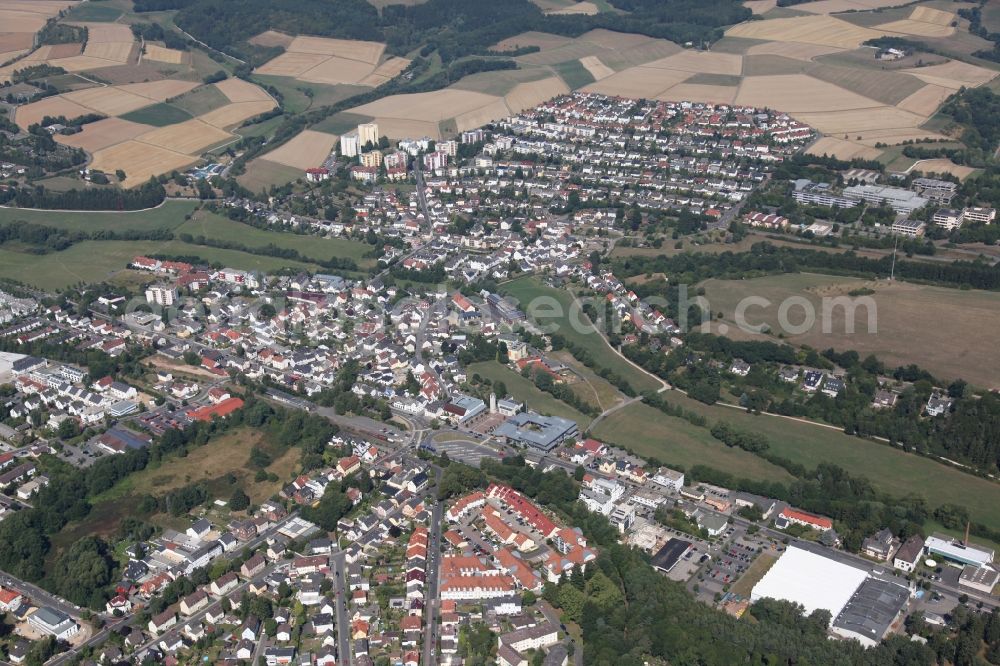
[
  {"left": 15, "top": 95, "right": 92, "bottom": 129},
  {"left": 903, "top": 60, "right": 997, "bottom": 89},
  {"left": 492, "top": 31, "right": 573, "bottom": 52},
  {"left": 909, "top": 158, "right": 976, "bottom": 180},
  {"left": 745, "top": 40, "right": 845, "bottom": 60},
  {"left": 144, "top": 44, "right": 187, "bottom": 64},
  {"left": 742, "top": 54, "right": 808, "bottom": 76},
  {"left": 504, "top": 76, "right": 569, "bottom": 112},
  {"left": 727, "top": 15, "right": 884, "bottom": 48},
  {"left": 197, "top": 101, "right": 275, "bottom": 129},
  {"left": 63, "top": 86, "right": 152, "bottom": 115},
  {"left": 546, "top": 1, "right": 599, "bottom": 14},
  {"left": 248, "top": 30, "right": 294, "bottom": 48},
  {"left": 54, "top": 117, "right": 152, "bottom": 152},
  {"left": 736, "top": 74, "right": 883, "bottom": 112},
  {"left": 79, "top": 23, "right": 133, "bottom": 43},
  {"left": 658, "top": 82, "right": 738, "bottom": 105},
  {"left": 0, "top": 31, "right": 33, "bottom": 52},
  {"left": 368, "top": 117, "right": 440, "bottom": 140},
  {"left": 806, "top": 136, "right": 882, "bottom": 160},
  {"left": 854, "top": 128, "right": 949, "bottom": 146},
  {"left": 261, "top": 129, "right": 338, "bottom": 169},
  {"left": 743, "top": 0, "right": 777, "bottom": 14},
  {"left": 298, "top": 56, "right": 378, "bottom": 85},
  {"left": 896, "top": 83, "right": 954, "bottom": 115},
  {"left": 90, "top": 141, "right": 195, "bottom": 188},
  {"left": 645, "top": 50, "right": 743, "bottom": 76},
  {"left": 255, "top": 51, "right": 328, "bottom": 77},
  {"left": 135, "top": 119, "right": 232, "bottom": 154},
  {"left": 352, "top": 89, "right": 501, "bottom": 122},
  {"left": 794, "top": 106, "right": 925, "bottom": 134},
  {"left": 118, "top": 79, "right": 199, "bottom": 102},
  {"left": 579, "top": 29, "right": 654, "bottom": 50},
  {"left": 286, "top": 36, "right": 384, "bottom": 64},
  {"left": 582, "top": 66, "right": 690, "bottom": 98},
  {"left": 215, "top": 77, "right": 274, "bottom": 103},
  {"left": 878, "top": 18, "right": 955, "bottom": 36},
  {"left": 580, "top": 56, "right": 614, "bottom": 80},
  {"left": 455, "top": 98, "right": 512, "bottom": 132},
  {"left": 37, "top": 55, "right": 115, "bottom": 72},
  {"left": 359, "top": 56, "right": 410, "bottom": 86}
]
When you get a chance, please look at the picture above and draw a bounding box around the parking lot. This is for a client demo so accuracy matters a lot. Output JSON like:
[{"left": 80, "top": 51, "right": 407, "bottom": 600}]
[{"left": 431, "top": 437, "right": 503, "bottom": 467}]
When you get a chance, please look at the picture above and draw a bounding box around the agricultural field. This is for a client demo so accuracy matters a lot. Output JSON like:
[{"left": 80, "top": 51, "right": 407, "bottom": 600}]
[
  {"left": 258, "top": 129, "right": 339, "bottom": 170},
  {"left": 236, "top": 158, "right": 307, "bottom": 193},
  {"left": 467, "top": 361, "right": 591, "bottom": 428},
  {"left": 14, "top": 77, "right": 276, "bottom": 186},
  {"left": 658, "top": 391, "right": 1000, "bottom": 533},
  {"left": 592, "top": 401, "right": 795, "bottom": 482},
  {"left": 0, "top": 0, "right": 77, "bottom": 69},
  {"left": 177, "top": 209, "right": 375, "bottom": 269},
  {"left": 0, "top": 199, "right": 197, "bottom": 232},
  {"left": 501, "top": 275, "right": 663, "bottom": 393},
  {"left": 700, "top": 272, "right": 1000, "bottom": 388},
  {"left": 253, "top": 33, "right": 409, "bottom": 88}
]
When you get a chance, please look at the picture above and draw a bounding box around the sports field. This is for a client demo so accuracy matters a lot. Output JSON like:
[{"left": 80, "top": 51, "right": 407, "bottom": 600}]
[
  {"left": 502, "top": 275, "right": 663, "bottom": 393},
  {"left": 177, "top": 209, "right": 375, "bottom": 269},
  {"left": 468, "top": 361, "right": 590, "bottom": 428},
  {"left": 701, "top": 272, "right": 1000, "bottom": 388}
]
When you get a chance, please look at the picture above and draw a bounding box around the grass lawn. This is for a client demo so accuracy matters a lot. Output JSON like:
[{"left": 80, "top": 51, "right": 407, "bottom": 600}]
[
  {"left": 0, "top": 238, "right": 319, "bottom": 290},
  {"left": 236, "top": 114, "right": 286, "bottom": 140},
  {"left": 468, "top": 361, "right": 591, "bottom": 428},
  {"left": 178, "top": 209, "right": 375, "bottom": 269},
  {"left": 663, "top": 391, "right": 1000, "bottom": 532},
  {"left": 251, "top": 75, "right": 368, "bottom": 115},
  {"left": 120, "top": 102, "right": 193, "bottom": 127},
  {"left": 502, "top": 275, "right": 662, "bottom": 393},
  {"left": 701, "top": 272, "right": 1000, "bottom": 388},
  {"left": 0, "top": 200, "right": 197, "bottom": 233},
  {"left": 592, "top": 401, "right": 794, "bottom": 483},
  {"left": 730, "top": 553, "right": 777, "bottom": 599}
]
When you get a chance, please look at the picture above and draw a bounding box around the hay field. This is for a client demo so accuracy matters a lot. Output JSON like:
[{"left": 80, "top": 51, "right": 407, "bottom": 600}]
[
  {"left": 260, "top": 129, "right": 338, "bottom": 169},
  {"left": 806, "top": 136, "right": 882, "bottom": 160},
  {"left": 646, "top": 50, "right": 743, "bottom": 76},
  {"left": 727, "top": 15, "right": 884, "bottom": 48},
  {"left": 504, "top": 76, "right": 569, "bottom": 112},
  {"left": 658, "top": 82, "right": 738, "bottom": 104},
  {"left": 197, "top": 100, "right": 276, "bottom": 128},
  {"left": 580, "top": 55, "right": 614, "bottom": 80},
  {"left": 143, "top": 44, "right": 186, "bottom": 64},
  {"left": 735, "top": 74, "right": 883, "bottom": 111},
  {"left": 54, "top": 117, "right": 152, "bottom": 152},
  {"left": 90, "top": 141, "right": 195, "bottom": 187},
  {"left": 248, "top": 30, "right": 293, "bottom": 48},
  {"left": 546, "top": 1, "right": 599, "bottom": 14},
  {"left": 902, "top": 60, "right": 997, "bottom": 89},
  {"left": 286, "top": 36, "right": 384, "bottom": 63},
  {"left": 14, "top": 96, "right": 92, "bottom": 129},
  {"left": 63, "top": 86, "right": 152, "bottom": 115},
  {"left": 135, "top": 119, "right": 232, "bottom": 154},
  {"left": 702, "top": 274, "right": 1000, "bottom": 387},
  {"left": 215, "top": 77, "right": 274, "bottom": 103}
]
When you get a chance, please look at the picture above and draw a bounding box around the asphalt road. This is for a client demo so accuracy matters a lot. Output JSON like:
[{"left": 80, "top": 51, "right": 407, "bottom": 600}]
[{"left": 421, "top": 467, "right": 444, "bottom": 666}]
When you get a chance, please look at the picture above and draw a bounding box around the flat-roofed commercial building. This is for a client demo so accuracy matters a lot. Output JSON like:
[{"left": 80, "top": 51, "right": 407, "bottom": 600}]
[
  {"left": 751, "top": 546, "right": 868, "bottom": 617},
  {"left": 831, "top": 577, "right": 910, "bottom": 647},
  {"left": 494, "top": 412, "right": 578, "bottom": 452}
]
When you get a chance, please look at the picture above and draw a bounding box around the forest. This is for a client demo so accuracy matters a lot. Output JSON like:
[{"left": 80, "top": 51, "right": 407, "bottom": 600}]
[
  {"left": 165, "top": 0, "right": 749, "bottom": 63},
  {"left": 1, "top": 179, "right": 167, "bottom": 211}
]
